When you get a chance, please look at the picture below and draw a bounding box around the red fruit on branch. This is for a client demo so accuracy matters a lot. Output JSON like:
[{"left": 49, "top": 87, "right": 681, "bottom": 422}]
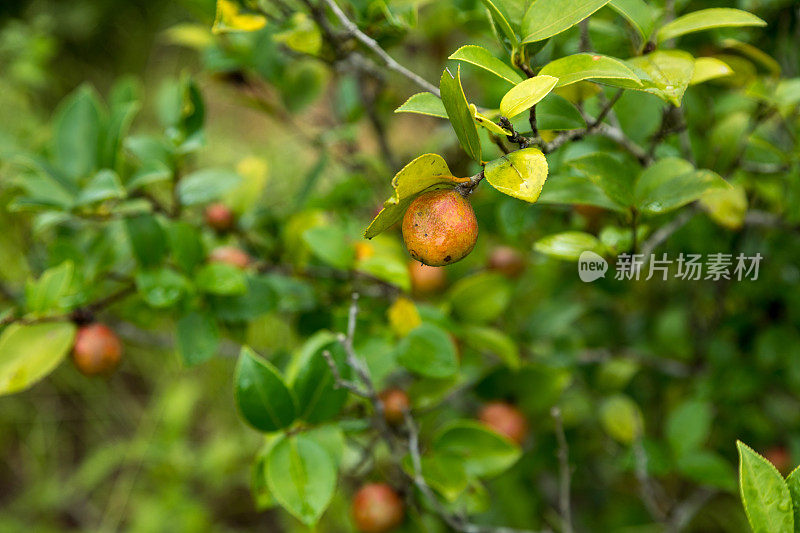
[
  {"left": 205, "top": 203, "right": 235, "bottom": 232},
  {"left": 764, "top": 446, "right": 792, "bottom": 474},
  {"left": 352, "top": 483, "right": 404, "bottom": 533},
  {"left": 72, "top": 323, "right": 122, "bottom": 376},
  {"left": 378, "top": 388, "right": 410, "bottom": 425},
  {"left": 487, "top": 246, "right": 526, "bottom": 278},
  {"left": 209, "top": 246, "right": 250, "bottom": 269},
  {"left": 402, "top": 189, "right": 478, "bottom": 266},
  {"left": 479, "top": 401, "right": 529, "bottom": 445}
]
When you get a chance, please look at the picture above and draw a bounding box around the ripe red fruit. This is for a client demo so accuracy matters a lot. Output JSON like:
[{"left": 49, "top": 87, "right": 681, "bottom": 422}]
[
  {"left": 408, "top": 261, "right": 445, "bottom": 294},
  {"left": 352, "top": 483, "right": 404, "bottom": 533},
  {"left": 209, "top": 246, "right": 250, "bottom": 269},
  {"left": 379, "top": 388, "right": 410, "bottom": 425},
  {"left": 402, "top": 189, "right": 478, "bottom": 266},
  {"left": 478, "top": 401, "right": 529, "bottom": 445},
  {"left": 72, "top": 323, "right": 122, "bottom": 376},
  {"left": 205, "top": 203, "right": 235, "bottom": 232},
  {"left": 488, "top": 246, "right": 526, "bottom": 278},
  {"left": 764, "top": 446, "right": 792, "bottom": 474}
]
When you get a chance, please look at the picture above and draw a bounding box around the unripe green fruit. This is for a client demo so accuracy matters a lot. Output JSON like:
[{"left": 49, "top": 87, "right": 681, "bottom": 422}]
[
  {"left": 402, "top": 189, "right": 478, "bottom": 267},
  {"left": 72, "top": 323, "right": 122, "bottom": 376},
  {"left": 479, "top": 401, "right": 529, "bottom": 445},
  {"left": 352, "top": 483, "right": 404, "bottom": 533}
]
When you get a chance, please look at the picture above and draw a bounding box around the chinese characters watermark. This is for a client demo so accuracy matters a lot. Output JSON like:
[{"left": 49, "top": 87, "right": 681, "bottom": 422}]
[{"left": 578, "top": 252, "right": 762, "bottom": 282}]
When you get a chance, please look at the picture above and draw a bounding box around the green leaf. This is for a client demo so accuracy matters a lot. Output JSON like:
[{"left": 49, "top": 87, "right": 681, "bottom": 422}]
[
  {"left": 737, "top": 440, "right": 794, "bottom": 533},
  {"left": 538, "top": 175, "right": 621, "bottom": 211},
  {"left": 266, "top": 434, "right": 336, "bottom": 526},
  {"left": 433, "top": 420, "right": 522, "bottom": 477},
  {"left": 785, "top": 467, "right": 800, "bottom": 530},
  {"left": 167, "top": 221, "right": 205, "bottom": 273},
  {"left": 234, "top": 346, "right": 296, "bottom": 432},
  {"left": 499, "top": 75, "right": 559, "bottom": 118},
  {"left": 396, "top": 323, "right": 459, "bottom": 378},
  {"left": 125, "top": 214, "right": 167, "bottom": 268},
  {"left": 135, "top": 268, "right": 188, "bottom": 308},
  {"left": 665, "top": 399, "right": 712, "bottom": 458},
  {"left": 700, "top": 185, "right": 748, "bottom": 230},
  {"left": 402, "top": 453, "right": 469, "bottom": 501},
  {"left": 208, "top": 275, "right": 277, "bottom": 321},
  {"left": 52, "top": 84, "right": 102, "bottom": 181},
  {"left": 461, "top": 327, "right": 520, "bottom": 369},
  {"left": 521, "top": 0, "right": 612, "bottom": 43},
  {"left": 0, "top": 322, "right": 76, "bottom": 395},
  {"left": 534, "top": 231, "right": 605, "bottom": 261},
  {"left": 627, "top": 50, "right": 695, "bottom": 107},
  {"left": 480, "top": 0, "right": 520, "bottom": 48},
  {"left": 535, "top": 95, "right": 586, "bottom": 130},
  {"left": 440, "top": 66, "right": 482, "bottom": 162},
  {"left": 600, "top": 394, "right": 643, "bottom": 444},
  {"left": 25, "top": 261, "right": 76, "bottom": 315},
  {"left": 447, "top": 272, "right": 512, "bottom": 323},
  {"left": 212, "top": 0, "right": 267, "bottom": 34},
  {"left": 609, "top": 0, "right": 657, "bottom": 41},
  {"left": 364, "top": 154, "right": 469, "bottom": 239},
  {"left": 196, "top": 263, "right": 248, "bottom": 295},
  {"left": 657, "top": 8, "right": 766, "bottom": 44},
  {"left": 177, "top": 310, "right": 219, "bottom": 366},
  {"left": 471, "top": 105, "right": 513, "bottom": 136},
  {"left": 101, "top": 100, "right": 140, "bottom": 171},
  {"left": 76, "top": 169, "right": 126, "bottom": 206},
  {"left": 449, "top": 45, "right": 523, "bottom": 84},
  {"left": 690, "top": 57, "right": 734, "bottom": 85},
  {"left": 302, "top": 225, "right": 355, "bottom": 270},
  {"left": 677, "top": 450, "right": 737, "bottom": 492},
  {"left": 289, "top": 331, "right": 350, "bottom": 424},
  {"left": 540, "top": 53, "right": 641, "bottom": 88},
  {"left": 177, "top": 168, "right": 241, "bottom": 206},
  {"left": 484, "top": 147, "right": 549, "bottom": 203},
  {"left": 394, "top": 92, "right": 447, "bottom": 119},
  {"left": 568, "top": 152, "right": 636, "bottom": 207},
  {"left": 635, "top": 158, "right": 731, "bottom": 215}
]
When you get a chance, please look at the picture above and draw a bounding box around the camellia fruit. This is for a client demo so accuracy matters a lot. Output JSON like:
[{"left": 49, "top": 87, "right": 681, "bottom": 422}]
[
  {"left": 72, "top": 323, "right": 123, "bottom": 376},
  {"left": 209, "top": 246, "right": 250, "bottom": 269},
  {"left": 378, "top": 388, "right": 410, "bottom": 425},
  {"left": 402, "top": 189, "right": 478, "bottom": 266},
  {"left": 205, "top": 202, "right": 235, "bottom": 232},
  {"left": 488, "top": 246, "right": 526, "bottom": 278},
  {"left": 479, "top": 401, "right": 529, "bottom": 445},
  {"left": 408, "top": 261, "right": 446, "bottom": 294},
  {"left": 352, "top": 483, "right": 404, "bottom": 533},
  {"left": 764, "top": 446, "right": 792, "bottom": 474}
]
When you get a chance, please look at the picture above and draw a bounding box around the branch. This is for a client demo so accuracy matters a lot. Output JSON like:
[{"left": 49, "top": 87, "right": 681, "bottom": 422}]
[
  {"left": 321, "top": 0, "right": 441, "bottom": 96},
  {"left": 551, "top": 407, "right": 573, "bottom": 533},
  {"left": 633, "top": 435, "right": 667, "bottom": 522}
]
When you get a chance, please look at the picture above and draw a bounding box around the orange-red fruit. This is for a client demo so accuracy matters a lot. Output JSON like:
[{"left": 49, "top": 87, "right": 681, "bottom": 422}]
[
  {"left": 488, "top": 246, "right": 526, "bottom": 278},
  {"left": 764, "top": 446, "right": 792, "bottom": 474},
  {"left": 352, "top": 483, "right": 404, "bottom": 533},
  {"left": 209, "top": 246, "right": 250, "bottom": 269},
  {"left": 205, "top": 203, "right": 235, "bottom": 232},
  {"left": 379, "top": 388, "right": 410, "bottom": 425},
  {"left": 72, "top": 323, "right": 122, "bottom": 376},
  {"left": 402, "top": 189, "right": 478, "bottom": 267},
  {"left": 479, "top": 401, "right": 529, "bottom": 445},
  {"left": 408, "top": 261, "right": 446, "bottom": 294}
]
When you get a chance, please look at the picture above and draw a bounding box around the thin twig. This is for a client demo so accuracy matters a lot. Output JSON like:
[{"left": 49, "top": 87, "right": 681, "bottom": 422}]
[
  {"left": 321, "top": 0, "right": 440, "bottom": 96},
  {"left": 633, "top": 435, "right": 667, "bottom": 522},
  {"left": 551, "top": 407, "right": 573, "bottom": 533}
]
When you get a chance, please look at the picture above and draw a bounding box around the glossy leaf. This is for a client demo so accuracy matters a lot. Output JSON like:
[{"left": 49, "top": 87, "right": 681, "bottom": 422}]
[
  {"left": 471, "top": 105, "right": 512, "bottom": 136},
  {"left": 125, "top": 214, "right": 167, "bottom": 268},
  {"left": 627, "top": 50, "right": 695, "bottom": 107},
  {"left": 480, "top": 0, "right": 519, "bottom": 48},
  {"left": 461, "top": 326, "right": 520, "bottom": 369},
  {"left": 539, "top": 54, "right": 641, "bottom": 88},
  {"left": 447, "top": 272, "right": 512, "bottom": 323},
  {"left": 568, "top": 152, "right": 636, "bottom": 207},
  {"left": 691, "top": 57, "right": 734, "bottom": 85},
  {"left": 449, "top": 45, "right": 523, "bottom": 84},
  {"left": 434, "top": 421, "right": 522, "bottom": 477},
  {"left": 397, "top": 323, "right": 458, "bottom": 378},
  {"left": 196, "top": 263, "right": 247, "bottom": 295},
  {"left": 785, "top": 467, "right": 800, "bottom": 529},
  {"left": 52, "top": 85, "right": 102, "bottom": 181},
  {"left": 534, "top": 231, "right": 606, "bottom": 261},
  {"left": 234, "top": 347, "right": 296, "bottom": 432},
  {"left": 700, "top": 185, "right": 748, "bottom": 230},
  {"left": 500, "top": 75, "right": 558, "bottom": 118},
  {"left": 364, "top": 154, "right": 469, "bottom": 239},
  {"left": 177, "top": 168, "right": 241, "bottom": 206},
  {"left": 0, "top": 322, "right": 76, "bottom": 395},
  {"left": 609, "top": 0, "right": 657, "bottom": 41},
  {"left": 635, "top": 158, "right": 731, "bottom": 215},
  {"left": 666, "top": 399, "right": 712, "bottom": 457},
  {"left": 76, "top": 169, "right": 126, "bottom": 206},
  {"left": 395, "top": 92, "right": 447, "bottom": 119},
  {"left": 402, "top": 453, "right": 469, "bottom": 501},
  {"left": 521, "top": 0, "right": 612, "bottom": 43},
  {"left": 25, "top": 261, "right": 76, "bottom": 315},
  {"left": 266, "top": 434, "right": 336, "bottom": 526},
  {"left": 288, "top": 332, "right": 350, "bottom": 424},
  {"left": 538, "top": 175, "right": 621, "bottom": 211},
  {"left": 536, "top": 95, "right": 585, "bottom": 130},
  {"left": 440, "top": 67, "right": 482, "bottom": 162},
  {"left": 484, "top": 147, "right": 549, "bottom": 202},
  {"left": 177, "top": 310, "right": 219, "bottom": 366},
  {"left": 737, "top": 440, "right": 794, "bottom": 533},
  {"left": 135, "top": 268, "right": 188, "bottom": 308},
  {"left": 657, "top": 8, "right": 766, "bottom": 44}
]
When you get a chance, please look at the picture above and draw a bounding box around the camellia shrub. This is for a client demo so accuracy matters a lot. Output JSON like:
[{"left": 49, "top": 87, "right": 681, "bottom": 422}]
[{"left": 1, "top": 0, "right": 800, "bottom": 531}]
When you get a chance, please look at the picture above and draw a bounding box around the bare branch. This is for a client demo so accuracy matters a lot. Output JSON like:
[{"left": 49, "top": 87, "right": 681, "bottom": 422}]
[
  {"left": 320, "top": 349, "right": 371, "bottom": 398},
  {"left": 633, "top": 435, "right": 667, "bottom": 522},
  {"left": 321, "top": 0, "right": 441, "bottom": 96}
]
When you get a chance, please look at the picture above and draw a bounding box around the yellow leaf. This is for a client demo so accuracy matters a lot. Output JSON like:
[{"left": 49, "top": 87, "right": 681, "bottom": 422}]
[
  {"left": 388, "top": 297, "right": 421, "bottom": 337},
  {"left": 212, "top": 0, "right": 267, "bottom": 34},
  {"left": 499, "top": 75, "right": 558, "bottom": 118},
  {"left": 700, "top": 185, "right": 747, "bottom": 230},
  {"left": 483, "top": 147, "right": 549, "bottom": 203}
]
